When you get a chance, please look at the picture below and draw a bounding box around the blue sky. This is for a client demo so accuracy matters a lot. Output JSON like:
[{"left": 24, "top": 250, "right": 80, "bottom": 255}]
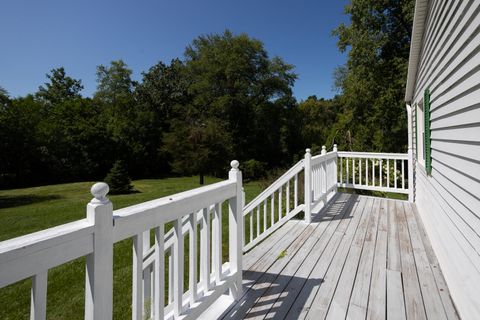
[{"left": 0, "top": 0, "right": 349, "bottom": 100}]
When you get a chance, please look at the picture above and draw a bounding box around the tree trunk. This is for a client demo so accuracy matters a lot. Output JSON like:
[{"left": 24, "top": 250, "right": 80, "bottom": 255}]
[{"left": 199, "top": 173, "right": 204, "bottom": 185}]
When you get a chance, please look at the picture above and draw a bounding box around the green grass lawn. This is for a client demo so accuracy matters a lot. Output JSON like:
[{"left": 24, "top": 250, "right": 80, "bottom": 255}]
[{"left": 0, "top": 177, "right": 263, "bottom": 320}]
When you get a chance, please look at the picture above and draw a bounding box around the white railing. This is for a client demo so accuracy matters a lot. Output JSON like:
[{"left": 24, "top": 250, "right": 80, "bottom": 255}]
[
  {"left": 305, "top": 146, "right": 338, "bottom": 221},
  {"left": 242, "top": 159, "right": 304, "bottom": 252},
  {"left": 337, "top": 151, "right": 409, "bottom": 194},
  {"left": 242, "top": 145, "right": 339, "bottom": 251},
  {"left": 0, "top": 147, "right": 413, "bottom": 320},
  {"left": 0, "top": 161, "right": 243, "bottom": 320}
]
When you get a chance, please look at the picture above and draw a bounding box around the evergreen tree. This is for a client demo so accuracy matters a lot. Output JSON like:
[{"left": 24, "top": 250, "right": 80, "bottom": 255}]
[{"left": 104, "top": 160, "right": 134, "bottom": 194}]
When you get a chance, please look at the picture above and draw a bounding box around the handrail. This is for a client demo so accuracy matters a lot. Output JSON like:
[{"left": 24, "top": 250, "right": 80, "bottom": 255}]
[
  {"left": 243, "top": 159, "right": 303, "bottom": 213},
  {"left": 0, "top": 161, "right": 244, "bottom": 320},
  {"left": 337, "top": 151, "right": 409, "bottom": 194},
  {"left": 338, "top": 151, "right": 408, "bottom": 159}
]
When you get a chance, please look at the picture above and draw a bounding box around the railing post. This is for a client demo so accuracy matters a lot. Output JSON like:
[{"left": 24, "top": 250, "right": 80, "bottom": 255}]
[
  {"left": 85, "top": 182, "right": 114, "bottom": 320},
  {"left": 321, "top": 146, "right": 327, "bottom": 194},
  {"left": 406, "top": 103, "right": 415, "bottom": 202},
  {"left": 228, "top": 160, "right": 243, "bottom": 299},
  {"left": 333, "top": 144, "right": 338, "bottom": 194},
  {"left": 304, "top": 148, "right": 312, "bottom": 224}
]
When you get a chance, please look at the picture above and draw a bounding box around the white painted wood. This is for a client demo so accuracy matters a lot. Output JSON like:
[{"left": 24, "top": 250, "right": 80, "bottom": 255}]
[
  {"left": 168, "top": 251, "right": 173, "bottom": 305},
  {"left": 189, "top": 212, "right": 198, "bottom": 305},
  {"left": 30, "top": 271, "right": 48, "bottom": 320},
  {"left": 200, "top": 208, "right": 211, "bottom": 295},
  {"left": 249, "top": 211, "right": 253, "bottom": 244},
  {"left": 228, "top": 161, "right": 243, "bottom": 300},
  {"left": 85, "top": 183, "right": 114, "bottom": 320},
  {"left": 271, "top": 193, "right": 275, "bottom": 225},
  {"left": 256, "top": 206, "right": 260, "bottom": 238},
  {"left": 337, "top": 151, "right": 408, "bottom": 159},
  {"left": 294, "top": 174, "right": 298, "bottom": 208},
  {"left": 213, "top": 204, "right": 222, "bottom": 286},
  {"left": 304, "top": 149, "right": 312, "bottom": 224},
  {"left": 286, "top": 180, "right": 290, "bottom": 214},
  {"left": 132, "top": 233, "right": 144, "bottom": 320},
  {"left": 154, "top": 225, "right": 164, "bottom": 320},
  {"left": 278, "top": 186, "right": 282, "bottom": 220},
  {"left": 409, "top": 2, "right": 480, "bottom": 318},
  {"left": 142, "top": 231, "right": 152, "bottom": 319},
  {"left": 243, "top": 159, "right": 303, "bottom": 213},
  {"left": 263, "top": 200, "right": 267, "bottom": 232},
  {"left": 173, "top": 218, "right": 184, "bottom": 318},
  {"left": 113, "top": 180, "right": 236, "bottom": 242}
]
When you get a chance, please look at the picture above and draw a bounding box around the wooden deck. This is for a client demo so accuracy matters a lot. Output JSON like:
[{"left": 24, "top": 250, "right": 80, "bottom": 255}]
[{"left": 219, "top": 193, "right": 459, "bottom": 319}]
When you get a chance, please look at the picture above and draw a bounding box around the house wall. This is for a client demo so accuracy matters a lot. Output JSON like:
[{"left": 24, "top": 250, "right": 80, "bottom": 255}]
[{"left": 412, "top": 0, "right": 480, "bottom": 318}]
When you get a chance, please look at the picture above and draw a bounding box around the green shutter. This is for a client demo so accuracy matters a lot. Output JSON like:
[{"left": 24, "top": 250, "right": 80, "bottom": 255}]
[
  {"left": 415, "top": 105, "right": 418, "bottom": 160},
  {"left": 424, "top": 89, "right": 432, "bottom": 175}
]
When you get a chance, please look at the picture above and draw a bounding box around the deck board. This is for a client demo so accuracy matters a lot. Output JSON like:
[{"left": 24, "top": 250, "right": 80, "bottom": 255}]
[{"left": 218, "top": 193, "right": 458, "bottom": 320}]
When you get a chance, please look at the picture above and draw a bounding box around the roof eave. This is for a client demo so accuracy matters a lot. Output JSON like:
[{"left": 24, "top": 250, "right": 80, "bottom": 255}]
[{"left": 405, "top": 0, "right": 429, "bottom": 103}]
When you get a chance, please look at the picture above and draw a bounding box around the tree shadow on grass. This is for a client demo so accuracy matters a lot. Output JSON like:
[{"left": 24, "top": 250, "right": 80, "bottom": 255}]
[{"left": 0, "top": 194, "right": 62, "bottom": 209}]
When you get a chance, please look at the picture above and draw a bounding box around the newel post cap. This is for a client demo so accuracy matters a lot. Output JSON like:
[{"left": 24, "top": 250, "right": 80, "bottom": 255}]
[
  {"left": 333, "top": 144, "right": 338, "bottom": 152},
  {"left": 230, "top": 160, "right": 240, "bottom": 170},
  {"left": 90, "top": 182, "right": 110, "bottom": 204},
  {"left": 305, "top": 148, "right": 311, "bottom": 154},
  {"left": 321, "top": 145, "right": 327, "bottom": 154}
]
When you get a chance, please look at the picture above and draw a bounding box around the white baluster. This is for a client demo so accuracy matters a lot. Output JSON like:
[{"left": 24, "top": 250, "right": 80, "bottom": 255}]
[
  {"left": 31, "top": 271, "right": 48, "bottom": 320},
  {"left": 278, "top": 186, "right": 282, "bottom": 220},
  {"left": 294, "top": 173, "right": 298, "bottom": 208},
  {"left": 132, "top": 233, "right": 143, "bottom": 320},
  {"left": 201, "top": 208, "right": 210, "bottom": 294},
  {"left": 402, "top": 159, "right": 405, "bottom": 189},
  {"left": 394, "top": 160, "right": 397, "bottom": 189},
  {"left": 256, "top": 206, "right": 260, "bottom": 238},
  {"left": 271, "top": 193, "right": 275, "bottom": 225},
  {"left": 189, "top": 212, "right": 198, "bottom": 305},
  {"left": 286, "top": 180, "right": 290, "bottom": 214},
  {"left": 380, "top": 159, "right": 383, "bottom": 188},
  {"left": 173, "top": 218, "right": 184, "bottom": 318},
  {"left": 263, "top": 200, "right": 267, "bottom": 232},
  {"left": 372, "top": 158, "right": 375, "bottom": 187},
  {"left": 213, "top": 204, "right": 222, "bottom": 286},
  {"left": 364, "top": 159, "right": 367, "bottom": 185},
  {"left": 304, "top": 149, "right": 312, "bottom": 223},
  {"left": 387, "top": 159, "right": 390, "bottom": 189},
  {"left": 154, "top": 225, "right": 164, "bottom": 320},
  {"left": 168, "top": 251, "right": 173, "bottom": 304}
]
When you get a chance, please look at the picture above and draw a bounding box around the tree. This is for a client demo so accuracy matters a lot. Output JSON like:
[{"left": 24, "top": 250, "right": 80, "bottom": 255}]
[
  {"left": 94, "top": 60, "right": 134, "bottom": 105},
  {"left": 0, "top": 86, "right": 9, "bottom": 108},
  {"left": 298, "top": 96, "right": 340, "bottom": 153},
  {"left": 36, "top": 67, "right": 83, "bottom": 105},
  {"left": 183, "top": 30, "right": 297, "bottom": 166},
  {"left": 104, "top": 160, "right": 134, "bottom": 194},
  {"left": 163, "top": 114, "right": 233, "bottom": 185},
  {"left": 332, "top": 0, "right": 415, "bottom": 152}
]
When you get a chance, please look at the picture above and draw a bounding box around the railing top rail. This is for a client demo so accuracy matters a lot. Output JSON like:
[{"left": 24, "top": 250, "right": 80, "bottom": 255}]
[
  {"left": 311, "top": 151, "right": 337, "bottom": 165},
  {"left": 113, "top": 179, "right": 236, "bottom": 242},
  {"left": 0, "top": 219, "right": 93, "bottom": 264},
  {"left": 338, "top": 151, "right": 408, "bottom": 160},
  {"left": 243, "top": 159, "right": 304, "bottom": 214}
]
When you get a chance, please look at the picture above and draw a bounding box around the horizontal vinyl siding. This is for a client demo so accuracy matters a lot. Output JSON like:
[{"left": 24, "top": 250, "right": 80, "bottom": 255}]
[{"left": 412, "top": 0, "right": 480, "bottom": 318}]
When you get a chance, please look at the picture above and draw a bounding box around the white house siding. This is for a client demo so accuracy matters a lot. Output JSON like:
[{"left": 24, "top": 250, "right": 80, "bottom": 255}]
[{"left": 411, "top": 0, "right": 480, "bottom": 318}]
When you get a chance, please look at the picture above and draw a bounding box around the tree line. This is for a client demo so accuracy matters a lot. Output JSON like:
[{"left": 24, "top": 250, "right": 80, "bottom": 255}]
[{"left": 0, "top": 0, "right": 414, "bottom": 188}]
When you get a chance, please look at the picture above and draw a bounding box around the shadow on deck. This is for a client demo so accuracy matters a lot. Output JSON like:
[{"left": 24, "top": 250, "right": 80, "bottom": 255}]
[{"left": 207, "top": 193, "right": 459, "bottom": 320}]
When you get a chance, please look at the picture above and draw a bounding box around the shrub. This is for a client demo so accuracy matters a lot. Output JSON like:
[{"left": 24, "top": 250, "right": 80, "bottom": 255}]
[
  {"left": 104, "top": 160, "right": 134, "bottom": 194},
  {"left": 242, "top": 159, "right": 267, "bottom": 181}
]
